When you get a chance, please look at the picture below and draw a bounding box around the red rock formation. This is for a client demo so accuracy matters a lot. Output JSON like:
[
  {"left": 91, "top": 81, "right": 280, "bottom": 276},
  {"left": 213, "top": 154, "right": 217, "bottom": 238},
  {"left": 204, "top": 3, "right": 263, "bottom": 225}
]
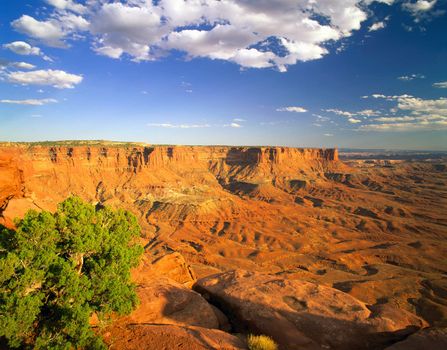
[
  {"left": 0, "top": 144, "right": 340, "bottom": 227},
  {"left": 1, "top": 143, "right": 447, "bottom": 348}
]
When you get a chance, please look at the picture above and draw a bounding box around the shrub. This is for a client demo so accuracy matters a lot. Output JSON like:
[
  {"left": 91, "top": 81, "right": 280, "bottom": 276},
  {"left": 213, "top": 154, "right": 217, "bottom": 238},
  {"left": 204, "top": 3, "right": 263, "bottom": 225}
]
[
  {"left": 247, "top": 334, "right": 278, "bottom": 350},
  {"left": 0, "top": 197, "right": 144, "bottom": 349}
]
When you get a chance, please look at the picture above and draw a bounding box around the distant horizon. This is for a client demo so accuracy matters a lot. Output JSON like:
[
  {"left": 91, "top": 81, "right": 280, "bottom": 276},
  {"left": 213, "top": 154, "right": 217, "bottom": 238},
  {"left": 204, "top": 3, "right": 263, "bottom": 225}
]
[{"left": 1, "top": 139, "right": 447, "bottom": 152}]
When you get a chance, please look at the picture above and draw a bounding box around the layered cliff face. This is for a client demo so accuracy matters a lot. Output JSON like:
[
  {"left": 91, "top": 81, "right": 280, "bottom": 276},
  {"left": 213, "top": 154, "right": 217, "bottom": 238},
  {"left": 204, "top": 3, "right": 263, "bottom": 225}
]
[
  {"left": 1, "top": 143, "right": 447, "bottom": 334},
  {"left": 0, "top": 145, "right": 340, "bottom": 226}
]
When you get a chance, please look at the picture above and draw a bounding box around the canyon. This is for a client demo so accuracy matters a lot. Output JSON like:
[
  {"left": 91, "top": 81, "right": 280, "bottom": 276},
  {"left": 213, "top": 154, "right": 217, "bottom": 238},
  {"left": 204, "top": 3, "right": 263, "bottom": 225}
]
[{"left": 1, "top": 143, "right": 446, "bottom": 349}]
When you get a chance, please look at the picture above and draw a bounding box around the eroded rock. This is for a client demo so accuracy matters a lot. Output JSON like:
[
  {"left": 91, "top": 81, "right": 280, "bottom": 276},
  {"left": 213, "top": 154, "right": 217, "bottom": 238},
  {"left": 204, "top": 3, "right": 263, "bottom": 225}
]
[
  {"left": 194, "top": 270, "right": 426, "bottom": 350},
  {"left": 127, "top": 277, "right": 219, "bottom": 329}
]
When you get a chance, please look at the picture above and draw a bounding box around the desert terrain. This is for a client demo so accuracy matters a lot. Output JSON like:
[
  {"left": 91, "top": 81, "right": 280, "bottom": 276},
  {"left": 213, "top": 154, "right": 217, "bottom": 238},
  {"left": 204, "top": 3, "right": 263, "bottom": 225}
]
[{"left": 1, "top": 142, "right": 446, "bottom": 349}]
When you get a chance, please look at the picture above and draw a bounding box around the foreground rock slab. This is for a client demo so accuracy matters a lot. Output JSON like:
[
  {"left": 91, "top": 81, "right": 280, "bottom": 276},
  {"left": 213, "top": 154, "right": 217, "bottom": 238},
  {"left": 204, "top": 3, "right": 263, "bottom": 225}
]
[
  {"left": 385, "top": 327, "right": 447, "bottom": 350},
  {"left": 194, "top": 270, "right": 426, "bottom": 350},
  {"left": 104, "top": 324, "right": 247, "bottom": 350}
]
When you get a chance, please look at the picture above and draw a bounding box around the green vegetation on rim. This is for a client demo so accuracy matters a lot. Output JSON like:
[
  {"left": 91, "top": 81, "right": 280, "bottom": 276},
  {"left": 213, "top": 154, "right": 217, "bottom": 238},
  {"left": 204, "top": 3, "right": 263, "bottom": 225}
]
[{"left": 0, "top": 197, "right": 144, "bottom": 349}]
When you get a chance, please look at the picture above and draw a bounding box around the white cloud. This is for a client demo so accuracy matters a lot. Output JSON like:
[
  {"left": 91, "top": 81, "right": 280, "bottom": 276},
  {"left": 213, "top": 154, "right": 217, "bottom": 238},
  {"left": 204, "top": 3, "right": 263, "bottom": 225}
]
[
  {"left": 12, "top": 13, "right": 89, "bottom": 47},
  {"left": 361, "top": 120, "right": 447, "bottom": 131},
  {"left": 233, "top": 118, "right": 246, "bottom": 122},
  {"left": 371, "top": 94, "right": 387, "bottom": 98},
  {"left": 0, "top": 59, "right": 35, "bottom": 70},
  {"left": 3, "top": 41, "right": 52, "bottom": 61},
  {"left": 7, "top": 69, "right": 83, "bottom": 89},
  {"left": 357, "top": 109, "right": 381, "bottom": 117},
  {"left": 359, "top": 95, "right": 447, "bottom": 131},
  {"left": 45, "top": 0, "right": 87, "bottom": 14},
  {"left": 12, "top": 15, "right": 66, "bottom": 47},
  {"left": 230, "top": 122, "right": 242, "bottom": 128},
  {"left": 313, "top": 114, "right": 331, "bottom": 122},
  {"left": 11, "top": 62, "right": 36, "bottom": 70},
  {"left": 398, "top": 73, "right": 425, "bottom": 81},
  {"left": 277, "top": 106, "right": 307, "bottom": 113},
  {"left": 4, "top": 41, "right": 40, "bottom": 55},
  {"left": 348, "top": 117, "right": 362, "bottom": 123},
  {"left": 324, "top": 108, "right": 355, "bottom": 117},
  {"left": 10, "top": 0, "right": 398, "bottom": 71},
  {"left": 369, "top": 21, "right": 386, "bottom": 31},
  {"left": 0, "top": 98, "right": 58, "bottom": 105},
  {"left": 91, "top": 2, "right": 164, "bottom": 61},
  {"left": 403, "top": 0, "right": 438, "bottom": 16},
  {"left": 324, "top": 133, "right": 334, "bottom": 137},
  {"left": 433, "top": 81, "right": 447, "bottom": 88}
]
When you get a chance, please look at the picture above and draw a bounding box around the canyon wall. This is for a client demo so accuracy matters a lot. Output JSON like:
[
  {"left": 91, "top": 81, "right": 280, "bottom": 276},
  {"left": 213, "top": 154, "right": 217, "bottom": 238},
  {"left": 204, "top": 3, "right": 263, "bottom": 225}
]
[{"left": 0, "top": 145, "right": 339, "bottom": 226}]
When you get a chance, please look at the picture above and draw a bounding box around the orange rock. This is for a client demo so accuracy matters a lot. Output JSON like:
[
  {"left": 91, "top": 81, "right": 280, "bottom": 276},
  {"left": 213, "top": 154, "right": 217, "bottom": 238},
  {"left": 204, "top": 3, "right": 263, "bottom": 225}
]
[
  {"left": 127, "top": 277, "right": 219, "bottom": 329},
  {"left": 104, "top": 324, "right": 247, "bottom": 350},
  {"left": 194, "top": 270, "right": 426, "bottom": 350}
]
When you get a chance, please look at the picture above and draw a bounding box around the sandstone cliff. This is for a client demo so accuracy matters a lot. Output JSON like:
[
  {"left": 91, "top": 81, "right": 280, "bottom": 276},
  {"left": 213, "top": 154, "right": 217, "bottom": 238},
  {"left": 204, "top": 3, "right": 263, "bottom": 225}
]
[{"left": 0, "top": 144, "right": 339, "bottom": 227}]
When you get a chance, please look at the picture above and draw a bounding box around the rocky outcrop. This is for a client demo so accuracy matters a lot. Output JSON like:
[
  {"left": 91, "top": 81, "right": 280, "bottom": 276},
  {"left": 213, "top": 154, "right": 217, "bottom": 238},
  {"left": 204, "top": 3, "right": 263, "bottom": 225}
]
[
  {"left": 194, "top": 270, "right": 427, "bottom": 350},
  {"left": 104, "top": 324, "right": 247, "bottom": 350},
  {"left": 127, "top": 277, "right": 220, "bottom": 329},
  {"left": 385, "top": 327, "right": 447, "bottom": 350}
]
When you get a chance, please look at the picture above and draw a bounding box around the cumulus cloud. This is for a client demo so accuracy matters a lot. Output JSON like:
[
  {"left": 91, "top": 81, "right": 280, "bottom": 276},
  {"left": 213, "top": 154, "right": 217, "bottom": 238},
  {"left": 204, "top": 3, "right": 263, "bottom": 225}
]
[
  {"left": 7, "top": 69, "right": 83, "bottom": 89},
  {"left": 45, "top": 0, "right": 87, "bottom": 14},
  {"left": 4, "top": 41, "right": 40, "bottom": 55},
  {"left": 3, "top": 41, "right": 52, "bottom": 61},
  {"left": 403, "top": 0, "right": 438, "bottom": 16},
  {"left": 10, "top": 0, "right": 401, "bottom": 71},
  {"left": 433, "top": 81, "right": 447, "bottom": 88},
  {"left": 0, "top": 98, "right": 58, "bottom": 105},
  {"left": 12, "top": 13, "right": 89, "bottom": 47},
  {"left": 277, "top": 106, "right": 307, "bottom": 113},
  {"left": 348, "top": 117, "right": 362, "bottom": 123},
  {"left": 12, "top": 16, "right": 66, "bottom": 47}
]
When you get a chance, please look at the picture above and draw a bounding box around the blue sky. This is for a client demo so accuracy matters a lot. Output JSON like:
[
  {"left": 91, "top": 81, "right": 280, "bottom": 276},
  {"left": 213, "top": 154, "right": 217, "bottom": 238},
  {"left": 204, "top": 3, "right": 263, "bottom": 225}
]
[{"left": 1, "top": 0, "right": 446, "bottom": 150}]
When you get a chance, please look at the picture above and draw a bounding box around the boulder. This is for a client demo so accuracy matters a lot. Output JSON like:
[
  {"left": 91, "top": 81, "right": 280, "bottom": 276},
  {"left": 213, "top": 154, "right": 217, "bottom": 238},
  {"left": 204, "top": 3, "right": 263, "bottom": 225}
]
[
  {"left": 104, "top": 324, "right": 247, "bottom": 350},
  {"left": 128, "top": 277, "right": 219, "bottom": 329},
  {"left": 194, "top": 270, "right": 426, "bottom": 350}
]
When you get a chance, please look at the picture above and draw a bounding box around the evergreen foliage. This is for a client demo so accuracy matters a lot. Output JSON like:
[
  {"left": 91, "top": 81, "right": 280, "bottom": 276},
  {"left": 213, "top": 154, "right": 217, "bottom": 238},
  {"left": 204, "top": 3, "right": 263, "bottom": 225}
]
[{"left": 0, "top": 197, "right": 143, "bottom": 349}]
